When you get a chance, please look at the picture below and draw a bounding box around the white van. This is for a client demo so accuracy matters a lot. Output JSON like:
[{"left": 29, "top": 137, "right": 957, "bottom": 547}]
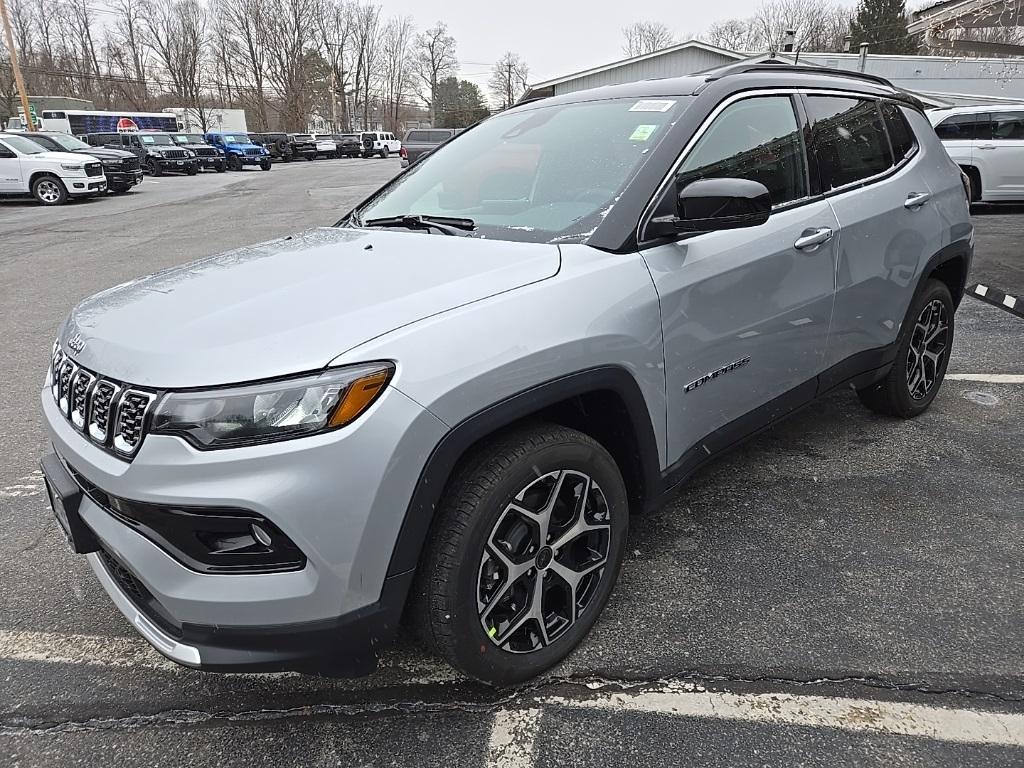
[
  {"left": 929, "top": 105, "right": 1024, "bottom": 202},
  {"left": 359, "top": 131, "right": 401, "bottom": 159}
]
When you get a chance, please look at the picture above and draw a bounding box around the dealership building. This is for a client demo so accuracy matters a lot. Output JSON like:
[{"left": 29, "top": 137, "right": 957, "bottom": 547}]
[{"left": 524, "top": 39, "right": 1024, "bottom": 106}]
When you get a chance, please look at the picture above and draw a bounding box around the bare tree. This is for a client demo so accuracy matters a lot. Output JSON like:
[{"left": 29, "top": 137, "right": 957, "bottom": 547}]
[
  {"left": 414, "top": 21, "right": 457, "bottom": 126},
  {"left": 147, "top": 0, "right": 208, "bottom": 126},
  {"left": 380, "top": 15, "right": 415, "bottom": 131},
  {"left": 705, "top": 18, "right": 762, "bottom": 51},
  {"left": 317, "top": 0, "right": 355, "bottom": 130},
  {"left": 703, "top": 0, "right": 850, "bottom": 54},
  {"left": 622, "top": 21, "right": 675, "bottom": 57},
  {"left": 104, "top": 0, "right": 153, "bottom": 109},
  {"left": 488, "top": 51, "right": 529, "bottom": 110},
  {"left": 262, "top": 0, "right": 321, "bottom": 131}
]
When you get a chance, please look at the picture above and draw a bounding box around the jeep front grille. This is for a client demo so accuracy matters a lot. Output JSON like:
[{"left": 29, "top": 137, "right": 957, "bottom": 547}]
[
  {"left": 244, "top": 148, "right": 261, "bottom": 156},
  {"left": 194, "top": 147, "right": 216, "bottom": 157},
  {"left": 50, "top": 340, "right": 156, "bottom": 460},
  {"left": 164, "top": 149, "right": 188, "bottom": 159}
]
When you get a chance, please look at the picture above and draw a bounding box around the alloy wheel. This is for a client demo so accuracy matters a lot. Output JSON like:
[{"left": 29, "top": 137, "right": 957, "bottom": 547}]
[
  {"left": 477, "top": 470, "right": 611, "bottom": 653},
  {"left": 906, "top": 298, "right": 948, "bottom": 400},
  {"left": 36, "top": 179, "right": 61, "bottom": 203}
]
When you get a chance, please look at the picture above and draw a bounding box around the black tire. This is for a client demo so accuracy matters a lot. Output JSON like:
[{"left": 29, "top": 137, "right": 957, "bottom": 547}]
[
  {"left": 259, "top": 159, "right": 272, "bottom": 171},
  {"left": 228, "top": 155, "right": 243, "bottom": 172},
  {"left": 215, "top": 162, "right": 226, "bottom": 173},
  {"left": 31, "top": 174, "right": 68, "bottom": 205},
  {"left": 857, "top": 278, "right": 954, "bottom": 418},
  {"left": 186, "top": 165, "right": 198, "bottom": 176},
  {"left": 411, "top": 423, "right": 628, "bottom": 686},
  {"left": 148, "top": 159, "right": 163, "bottom": 177},
  {"left": 380, "top": 147, "right": 389, "bottom": 159}
]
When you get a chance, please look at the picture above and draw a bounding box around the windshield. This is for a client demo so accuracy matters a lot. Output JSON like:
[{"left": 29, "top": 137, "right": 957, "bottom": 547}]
[
  {"left": 49, "top": 134, "right": 90, "bottom": 151},
  {"left": 140, "top": 134, "right": 174, "bottom": 145},
  {"left": 1, "top": 134, "right": 46, "bottom": 154},
  {"left": 354, "top": 97, "right": 689, "bottom": 243},
  {"left": 171, "top": 134, "right": 203, "bottom": 144},
  {"left": 221, "top": 134, "right": 247, "bottom": 143}
]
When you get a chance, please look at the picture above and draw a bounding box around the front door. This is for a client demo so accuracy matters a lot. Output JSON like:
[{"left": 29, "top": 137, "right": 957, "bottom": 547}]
[
  {"left": 0, "top": 140, "right": 22, "bottom": 192},
  {"left": 641, "top": 94, "right": 839, "bottom": 465}
]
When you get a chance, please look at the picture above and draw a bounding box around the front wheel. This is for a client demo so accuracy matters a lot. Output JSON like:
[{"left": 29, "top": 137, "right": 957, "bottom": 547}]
[
  {"left": 857, "top": 278, "right": 954, "bottom": 418},
  {"left": 227, "top": 155, "right": 243, "bottom": 172},
  {"left": 215, "top": 162, "right": 226, "bottom": 173},
  {"left": 32, "top": 175, "right": 68, "bottom": 205},
  {"left": 148, "top": 159, "right": 163, "bottom": 177},
  {"left": 412, "top": 423, "right": 628, "bottom": 686},
  {"left": 186, "top": 165, "right": 198, "bottom": 176},
  {"left": 259, "top": 159, "right": 272, "bottom": 171},
  {"left": 380, "top": 147, "right": 389, "bottom": 159}
]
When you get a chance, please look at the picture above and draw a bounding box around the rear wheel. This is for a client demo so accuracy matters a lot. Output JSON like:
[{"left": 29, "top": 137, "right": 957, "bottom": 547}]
[
  {"left": 857, "top": 279, "right": 954, "bottom": 418},
  {"left": 412, "top": 423, "right": 628, "bottom": 686},
  {"left": 31, "top": 175, "right": 68, "bottom": 205},
  {"left": 380, "top": 146, "right": 390, "bottom": 159}
]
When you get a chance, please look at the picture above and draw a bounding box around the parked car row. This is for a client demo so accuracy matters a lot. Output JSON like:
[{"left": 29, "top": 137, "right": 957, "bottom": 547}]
[
  {"left": 928, "top": 103, "right": 1024, "bottom": 203},
  {"left": 246, "top": 131, "right": 403, "bottom": 161}
]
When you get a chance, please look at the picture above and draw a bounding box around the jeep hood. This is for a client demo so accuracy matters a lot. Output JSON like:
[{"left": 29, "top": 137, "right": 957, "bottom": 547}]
[{"left": 62, "top": 227, "right": 561, "bottom": 388}]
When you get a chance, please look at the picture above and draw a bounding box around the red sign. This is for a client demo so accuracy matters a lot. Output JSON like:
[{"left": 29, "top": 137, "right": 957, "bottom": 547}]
[{"left": 116, "top": 117, "right": 139, "bottom": 133}]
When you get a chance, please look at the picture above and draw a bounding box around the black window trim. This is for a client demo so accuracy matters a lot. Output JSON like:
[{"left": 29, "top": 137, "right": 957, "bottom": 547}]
[
  {"left": 637, "top": 87, "right": 815, "bottom": 246},
  {"left": 637, "top": 87, "right": 927, "bottom": 248}
]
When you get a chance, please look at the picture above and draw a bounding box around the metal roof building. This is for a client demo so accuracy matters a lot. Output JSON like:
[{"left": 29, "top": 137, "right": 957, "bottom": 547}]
[{"left": 524, "top": 40, "right": 1024, "bottom": 105}]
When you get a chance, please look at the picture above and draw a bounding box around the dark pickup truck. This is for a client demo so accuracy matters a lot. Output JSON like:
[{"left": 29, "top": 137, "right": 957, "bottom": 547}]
[
  {"left": 400, "top": 128, "right": 460, "bottom": 167},
  {"left": 19, "top": 131, "right": 143, "bottom": 192},
  {"left": 332, "top": 133, "right": 362, "bottom": 158},
  {"left": 287, "top": 134, "right": 318, "bottom": 161}
]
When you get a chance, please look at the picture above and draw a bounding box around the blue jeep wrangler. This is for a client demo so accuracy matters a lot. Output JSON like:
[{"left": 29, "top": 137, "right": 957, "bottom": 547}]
[{"left": 204, "top": 132, "right": 272, "bottom": 171}]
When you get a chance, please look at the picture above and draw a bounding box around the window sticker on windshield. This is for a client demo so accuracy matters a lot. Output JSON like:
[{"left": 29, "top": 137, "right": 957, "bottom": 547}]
[
  {"left": 629, "top": 100, "right": 676, "bottom": 113},
  {"left": 629, "top": 124, "right": 658, "bottom": 142}
]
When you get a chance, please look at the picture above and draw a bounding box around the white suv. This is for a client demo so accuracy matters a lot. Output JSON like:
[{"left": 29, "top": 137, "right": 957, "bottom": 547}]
[
  {"left": 929, "top": 105, "right": 1024, "bottom": 202},
  {"left": 0, "top": 132, "right": 107, "bottom": 204},
  {"left": 360, "top": 131, "right": 401, "bottom": 158}
]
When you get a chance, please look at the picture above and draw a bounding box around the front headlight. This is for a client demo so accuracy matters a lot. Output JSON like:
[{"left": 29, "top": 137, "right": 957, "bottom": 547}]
[
  {"left": 185, "top": 149, "right": 196, "bottom": 158},
  {"left": 60, "top": 163, "right": 83, "bottom": 171},
  {"left": 101, "top": 159, "right": 120, "bottom": 167},
  {"left": 150, "top": 362, "right": 394, "bottom": 449}
]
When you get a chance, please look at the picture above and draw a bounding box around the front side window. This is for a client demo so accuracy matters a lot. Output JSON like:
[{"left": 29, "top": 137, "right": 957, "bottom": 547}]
[
  {"left": 935, "top": 113, "right": 991, "bottom": 141},
  {"left": 807, "top": 96, "right": 891, "bottom": 189},
  {"left": 356, "top": 96, "right": 690, "bottom": 243},
  {"left": 989, "top": 111, "right": 1024, "bottom": 140},
  {"left": 677, "top": 95, "right": 807, "bottom": 207}
]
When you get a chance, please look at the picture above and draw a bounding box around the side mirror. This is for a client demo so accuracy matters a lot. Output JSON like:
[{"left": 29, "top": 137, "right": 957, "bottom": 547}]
[{"left": 650, "top": 177, "right": 771, "bottom": 237}]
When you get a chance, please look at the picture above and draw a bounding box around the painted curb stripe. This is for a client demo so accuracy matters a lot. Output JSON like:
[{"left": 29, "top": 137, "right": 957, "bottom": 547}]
[{"left": 966, "top": 283, "right": 1024, "bottom": 320}]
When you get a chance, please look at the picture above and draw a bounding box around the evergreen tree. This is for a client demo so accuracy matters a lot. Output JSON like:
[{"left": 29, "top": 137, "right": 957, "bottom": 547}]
[
  {"left": 434, "top": 77, "right": 490, "bottom": 128},
  {"left": 848, "top": 0, "right": 919, "bottom": 55}
]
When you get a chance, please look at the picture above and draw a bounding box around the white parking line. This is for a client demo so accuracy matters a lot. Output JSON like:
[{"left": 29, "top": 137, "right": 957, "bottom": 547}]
[
  {"left": 547, "top": 687, "right": 1024, "bottom": 747},
  {"left": 485, "top": 708, "right": 542, "bottom": 768},
  {"left": 0, "top": 629, "right": 178, "bottom": 671},
  {"left": 946, "top": 374, "right": 1024, "bottom": 384}
]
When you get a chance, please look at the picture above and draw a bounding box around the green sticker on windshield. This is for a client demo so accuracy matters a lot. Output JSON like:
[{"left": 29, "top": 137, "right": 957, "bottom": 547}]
[{"left": 629, "top": 124, "right": 657, "bottom": 142}]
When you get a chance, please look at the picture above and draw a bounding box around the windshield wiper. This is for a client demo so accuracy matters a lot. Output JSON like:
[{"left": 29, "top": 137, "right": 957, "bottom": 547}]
[{"left": 363, "top": 214, "right": 476, "bottom": 236}]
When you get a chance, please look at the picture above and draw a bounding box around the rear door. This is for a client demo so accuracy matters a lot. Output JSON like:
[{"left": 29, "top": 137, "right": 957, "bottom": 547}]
[
  {"left": 978, "top": 110, "right": 1024, "bottom": 199},
  {"left": 933, "top": 112, "right": 980, "bottom": 174},
  {"left": 640, "top": 93, "right": 840, "bottom": 463},
  {"left": 805, "top": 95, "right": 943, "bottom": 369},
  {"left": 0, "top": 139, "right": 23, "bottom": 192}
]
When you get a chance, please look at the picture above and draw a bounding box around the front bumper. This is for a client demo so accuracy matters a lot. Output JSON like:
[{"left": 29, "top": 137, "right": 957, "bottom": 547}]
[
  {"left": 105, "top": 170, "right": 143, "bottom": 189},
  {"left": 154, "top": 157, "right": 198, "bottom": 172},
  {"left": 41, "top": 380, "right": 447, "bottom": 671},
  {"left": 68, "top": 178, "right": 107, "bottom": 195},
  {"left": 233, "top": 154, "right": 268, "bottom": 165},
  {"left": 196, "top": 157, "right": 225, "bottom": 170}
]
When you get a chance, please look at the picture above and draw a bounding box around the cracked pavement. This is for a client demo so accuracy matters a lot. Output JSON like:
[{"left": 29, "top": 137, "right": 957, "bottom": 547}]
[{"left": 0, "top": 163, "right": 1021, "bottom": 766}]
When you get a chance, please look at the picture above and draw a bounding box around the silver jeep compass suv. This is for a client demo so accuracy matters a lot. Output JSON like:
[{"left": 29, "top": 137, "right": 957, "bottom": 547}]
[{"left": 41, "top": 64, "right": 973, "bottom": 685}]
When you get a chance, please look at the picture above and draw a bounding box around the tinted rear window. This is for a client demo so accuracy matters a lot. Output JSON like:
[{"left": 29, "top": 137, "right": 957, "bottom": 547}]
[
  {"left": 989, "top": 111, "right": 1024, "bottom": 140},
  {"left": 881, "top": 102, "right": 916, "bottom": 162},
  {"left": 406, "top": 130, "right": 429, "bottom": 142},
  {"left": 807, "top": 96, "right": 892, "bottom": 189}
]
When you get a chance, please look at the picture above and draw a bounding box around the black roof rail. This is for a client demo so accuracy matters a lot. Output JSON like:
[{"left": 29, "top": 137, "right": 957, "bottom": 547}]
[{"left": 700, "top": 61, "right": 896, "bottom": 90}]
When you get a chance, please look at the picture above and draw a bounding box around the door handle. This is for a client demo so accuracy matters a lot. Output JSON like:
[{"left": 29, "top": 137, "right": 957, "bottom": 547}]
[
  {"left": 794, "top": 227, "right": 834, "bottom": 251},
  {"left": 904, "top": 192, "right": 931, "bottom": 209},
  {"left": 977, "top": 144, "right": 996, "bottom": 150}
]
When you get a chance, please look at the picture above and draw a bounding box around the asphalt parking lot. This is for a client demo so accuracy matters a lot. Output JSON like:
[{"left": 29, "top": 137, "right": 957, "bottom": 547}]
[{"left": 1, "top": 161, "right": 1021, "bottom": 767}]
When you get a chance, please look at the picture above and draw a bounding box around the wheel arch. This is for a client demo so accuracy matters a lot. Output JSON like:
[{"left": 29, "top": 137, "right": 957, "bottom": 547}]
[
  {"left": 958, "top": 164, "right": 982, "bottom": 202},
  {"left": 385, "top": 366, "right": 662, "bottom": 580},
  {"left": 923, "top": 240, "right": 972, "bottom": 308},
  {"left": 28, "top": 169, "right": 63, "bottom": 188}
]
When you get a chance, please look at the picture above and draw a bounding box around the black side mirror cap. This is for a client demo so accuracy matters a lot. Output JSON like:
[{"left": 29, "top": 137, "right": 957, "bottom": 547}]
[{"left": 650, "top": 177, "right": 772, "bottom": 237}]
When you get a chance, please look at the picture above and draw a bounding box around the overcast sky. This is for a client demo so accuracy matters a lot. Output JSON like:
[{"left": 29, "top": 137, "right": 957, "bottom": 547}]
[{"left": 382, "top": 0, "right": 777, "bottom": 89}]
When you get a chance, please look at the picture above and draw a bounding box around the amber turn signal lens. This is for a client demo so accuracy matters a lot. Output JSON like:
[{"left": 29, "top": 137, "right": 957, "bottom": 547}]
[{"left": 328, "top": 368, "right": 393, "bottom": 427}]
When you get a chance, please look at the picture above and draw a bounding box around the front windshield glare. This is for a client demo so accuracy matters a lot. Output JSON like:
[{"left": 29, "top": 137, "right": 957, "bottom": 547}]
[
  {"left": 355, "top": 97, "right": 688, "bottom": 243},
  {"left": 2, "top": 135, "right": 46, "bottom": 154},
  {"left": 53, "top": 135, "right": 89, "bottom": 150}
]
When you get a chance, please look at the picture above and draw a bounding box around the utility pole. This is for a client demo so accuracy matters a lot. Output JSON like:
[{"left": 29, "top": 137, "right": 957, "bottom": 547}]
[
  {"left": 858, "top": 42, "right": 869, "bottom": 72},
  {"left": 329, "top": 67, "right": 337, "bottom": 131},
  {"left": 0, "top": 0, "right": 34, "bottom": 131}
]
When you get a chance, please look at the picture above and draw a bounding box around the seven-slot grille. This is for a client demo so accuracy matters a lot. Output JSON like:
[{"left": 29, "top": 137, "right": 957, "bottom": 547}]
[
  {"left": 164, "top": 149, "right": 188, "bottom": 159},
  {"left": 244, "top": 148, "right": 262, "bottom": 156},
  {"left": 194, "top": 147, "right": 217, "bottom": 157},
  {"left": 50, "top": 341, "right": 156, "bottom": 460}
]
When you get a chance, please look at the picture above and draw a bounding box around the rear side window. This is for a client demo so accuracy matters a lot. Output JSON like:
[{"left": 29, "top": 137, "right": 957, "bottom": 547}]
[
  {"left": 406, "top": 130, "right": 428, "bottom": 142},
  {"left": 429, "top": 130, "right": 452, "bottom": 142},
  {"left": 881, "top": 102, "right": 917, "bottom": 162},
  {"left": 677, "top": 95, "right": 807, "bottom": 207},
  {"left": 989, "top": 111, "right": 1024, "bottom": 140},
  {"left": 935, "top": 113, "right": 990, "bottom": 141},
  {"left": 807, "top": 96, "right": 891, "bottom": 189}
]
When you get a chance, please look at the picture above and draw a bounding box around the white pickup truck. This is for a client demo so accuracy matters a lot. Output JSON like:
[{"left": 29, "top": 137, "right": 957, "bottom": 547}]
[{"left": 0, "top": 132, "right": 107, "bottom": 205}]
